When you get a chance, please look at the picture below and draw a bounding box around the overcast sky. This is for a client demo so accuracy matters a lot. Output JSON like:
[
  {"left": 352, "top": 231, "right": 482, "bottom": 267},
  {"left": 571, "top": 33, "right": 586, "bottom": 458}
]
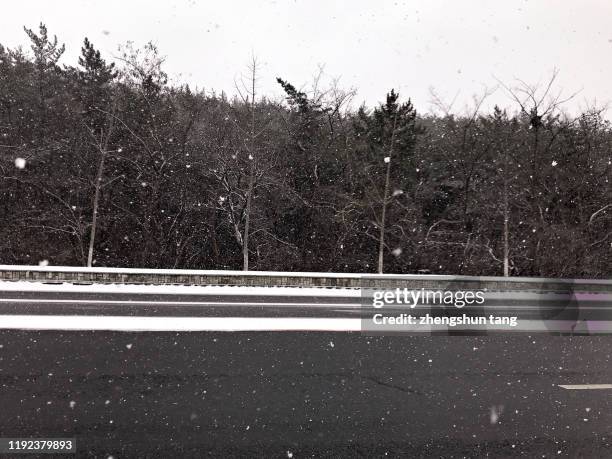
[{"left": 2, "top": 0, "right": 612, "bottom": 115}]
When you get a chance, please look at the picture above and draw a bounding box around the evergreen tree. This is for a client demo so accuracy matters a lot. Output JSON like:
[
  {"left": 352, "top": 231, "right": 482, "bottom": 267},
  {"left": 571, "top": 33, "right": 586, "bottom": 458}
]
[
  {"left": 76, "top": 38, "right": 117, "bottom": 131},
  {"left": 23, "top": 23, "right": 65, "bottom": 137},
  {"left": 354, "top": 89, "right": 420, "bottom": 189}
]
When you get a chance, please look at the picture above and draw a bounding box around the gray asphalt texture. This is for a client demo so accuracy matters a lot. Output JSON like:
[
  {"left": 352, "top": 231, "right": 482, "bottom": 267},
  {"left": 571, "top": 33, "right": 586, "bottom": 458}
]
[
  {"left": 1, "top": 331, "right": 612, "bottom": 457},
  {"left": 1, "top": 288, "right": 612, "bottom": 457}
]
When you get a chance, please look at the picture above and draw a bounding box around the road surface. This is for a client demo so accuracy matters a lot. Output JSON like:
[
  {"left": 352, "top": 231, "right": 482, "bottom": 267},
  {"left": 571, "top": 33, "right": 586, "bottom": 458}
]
[{"left": 0, "top": 285, "right": 612, "bottom": 457}]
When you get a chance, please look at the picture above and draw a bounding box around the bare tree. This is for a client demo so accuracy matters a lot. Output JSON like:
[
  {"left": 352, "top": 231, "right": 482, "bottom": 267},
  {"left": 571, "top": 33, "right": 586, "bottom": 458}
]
[
  {"left": 209, "top": 55, "right": 278, "bottom": 271},
  {"left": 377, "top": 112, "right": 398, "bottom": 274},
  {"left": 85, "top": 104, "right": 117, "bottom": 267},
  {"left": 425, "top": 89, "right": 500, "bottom": 274},
  {"left": 496, "top": 70, "right": 580, "bottom": 274},
  {"left": 241, "top": 57, "right": 258, "bottom": 271}
]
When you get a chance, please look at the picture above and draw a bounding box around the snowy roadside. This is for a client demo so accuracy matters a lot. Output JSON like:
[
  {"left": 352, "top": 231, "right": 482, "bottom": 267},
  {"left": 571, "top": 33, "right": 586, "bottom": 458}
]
[
  {"left": 0, "top": 315, "right": 362, "bottom": 331},
  {"left": 0, "top": 281, "right": 361, "bottom": 297}
]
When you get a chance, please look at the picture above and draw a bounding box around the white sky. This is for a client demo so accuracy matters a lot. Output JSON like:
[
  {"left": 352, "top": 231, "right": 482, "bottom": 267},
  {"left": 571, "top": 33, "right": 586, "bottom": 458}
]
[{"left": 2, "top": 0, "right": 612, "bottom": 115}]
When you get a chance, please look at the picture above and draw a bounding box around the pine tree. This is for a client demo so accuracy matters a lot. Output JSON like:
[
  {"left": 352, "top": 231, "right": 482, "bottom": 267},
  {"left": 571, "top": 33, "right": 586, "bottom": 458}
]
[
  {"left": 23, "top": 23, "right": 65, "bottom": 137},
  {"left": 77, "top": 37, "right": 117, "bottom": 131}
]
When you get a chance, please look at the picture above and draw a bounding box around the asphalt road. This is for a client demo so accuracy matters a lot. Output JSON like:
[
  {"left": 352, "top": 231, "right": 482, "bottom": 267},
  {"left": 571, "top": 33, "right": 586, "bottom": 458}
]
[
  {"left": 0, "top": 289, "right": 360, "bottom": 318},
  {"left": 1, "top": 287, "right": 612, "bottom": 457},
  {"left": 0, "top": 287, "right": 610, "bottom": 319}
]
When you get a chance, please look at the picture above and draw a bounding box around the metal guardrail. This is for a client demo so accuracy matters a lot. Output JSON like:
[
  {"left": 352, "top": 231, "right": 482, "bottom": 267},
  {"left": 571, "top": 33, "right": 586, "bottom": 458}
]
[{"left": 0, "top": 265, "right": 610, "bottom": 292}]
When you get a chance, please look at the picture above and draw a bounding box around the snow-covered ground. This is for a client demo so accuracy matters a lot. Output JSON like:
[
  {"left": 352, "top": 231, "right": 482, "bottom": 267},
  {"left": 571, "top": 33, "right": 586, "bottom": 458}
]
[
  {"left": 0, "top": 316, "right": 362, "bottom": 331},
  {"left": 0, "top": 281, "right": 360, "bottom": 297},
  {"left": 0, "top": 281, "right": 362, "bottom": 331}
]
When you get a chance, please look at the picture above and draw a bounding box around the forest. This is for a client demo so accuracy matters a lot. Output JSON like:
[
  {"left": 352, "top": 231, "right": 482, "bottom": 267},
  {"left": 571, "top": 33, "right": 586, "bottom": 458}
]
[{"left": 0, "top": 24, "right": 610, "bottom": 278}]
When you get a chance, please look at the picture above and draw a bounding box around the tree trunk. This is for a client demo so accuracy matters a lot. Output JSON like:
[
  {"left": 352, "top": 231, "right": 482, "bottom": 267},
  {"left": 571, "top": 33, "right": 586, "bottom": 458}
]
[
  {"left": 377, "top": 159, "right": 391, "bottom": 274},
  {"left": 503, "top": 175, "right": 510, "bottom": 277},
  {"left": 243, "top": 62, "right": 257, "bottom": 271},
  {"left": 243, "top": 164, "right": 254, "bottom": 271},
  {"left": 530, "top": 125, "right": 540, "bottom": 275},
  {"left": 86, "top": 110, "right": 115, "bottom": 267},
  {"left": 87, "top": 152, "right": 105, "bottom": 267},
  {"left": 377, "top": 113, "right": 398, "bottom": 274}
]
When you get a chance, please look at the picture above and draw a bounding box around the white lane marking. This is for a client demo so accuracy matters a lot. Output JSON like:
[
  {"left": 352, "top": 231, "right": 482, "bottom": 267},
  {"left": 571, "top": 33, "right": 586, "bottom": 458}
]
[
  {"left": 558, "top": 384, "right": 612, "bottom": 390},
  {"left": 0, "top": 299, "right": 361, "bottom": 307},
  {"left": 0, "top": 315, "right": 362, "bottom": 331}
]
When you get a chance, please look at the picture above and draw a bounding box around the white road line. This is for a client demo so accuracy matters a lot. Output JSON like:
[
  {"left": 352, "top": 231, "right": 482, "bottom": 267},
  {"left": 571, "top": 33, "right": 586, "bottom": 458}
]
[
  {"left": 558, "top": 384, "right": 612, "bottom": 390},
  {"left": 0, "top": 299, "right": 361, "bottom": 307},
  {"left": 0, "top": 315, "right": 362, "bottom": 331}
]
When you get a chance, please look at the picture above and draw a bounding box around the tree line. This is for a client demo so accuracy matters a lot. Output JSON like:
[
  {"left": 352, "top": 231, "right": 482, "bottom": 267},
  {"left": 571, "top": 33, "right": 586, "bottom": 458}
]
[{"left": 0, "top": 24, "right": 610, "bottom": 277}]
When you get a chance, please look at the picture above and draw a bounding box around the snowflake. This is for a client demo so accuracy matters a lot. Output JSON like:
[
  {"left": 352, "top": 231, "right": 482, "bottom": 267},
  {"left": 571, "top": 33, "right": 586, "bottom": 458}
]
[{"left": 14, "top": 157, "right": 26, "bottom": 169}]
